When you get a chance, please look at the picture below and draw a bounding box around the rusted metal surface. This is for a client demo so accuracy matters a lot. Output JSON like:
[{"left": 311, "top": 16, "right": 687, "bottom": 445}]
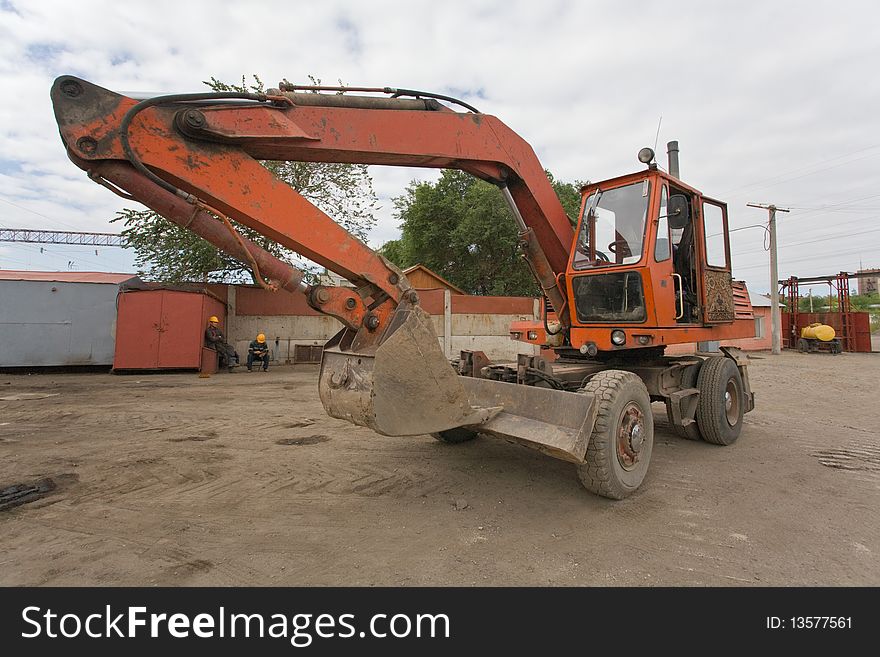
[
  {"left": 50, "top": 75, "right": 767, "bottom": 487},
  {"left": 51, "top": 77, "right": 409, "bottom": 323},
  {"left": 732, "top": 280, "right": 754, "bottom": 319},
  {"left": 458, "top": 350, "right": 491, "bottom": 378},
  {"left": 515, "top": 227, "right": 570, "bottom": 327},
  {"left": 86, "top": 161, "right": 306, "bottom": 295},
  {"left": 318, "top": 305, "right": 493, "bottom": 435},
  {"left": 52, "top": 76, "right": 572, "bottom": 282},
  {"left": 458, "top": 378, "right": 597, "bottom": 464},
  {"left": 616, "top": 401, "right": 646, "bottom": 470},
  {"left": 316, "top": 302, "right": 598, "bottom": 460},
  {"left": 780, "top": 273, "right": 874, "bottom": 353},
  {"left": 308, "top": 285, "right": 370, "bottom": 332},
  {"left": 782, "top": 311, "right": 872, "bottom": 353},
  {"left": 113, "top": 289, "right": 226, "bottom": 370},
  {"left": 719, "top": 346, "right": 755, "bottom": 413}
]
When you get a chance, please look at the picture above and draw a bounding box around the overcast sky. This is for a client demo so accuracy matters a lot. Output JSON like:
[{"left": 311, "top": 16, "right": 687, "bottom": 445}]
[{"left": 0, "top": 0, "right": 877, "bottom": 294}]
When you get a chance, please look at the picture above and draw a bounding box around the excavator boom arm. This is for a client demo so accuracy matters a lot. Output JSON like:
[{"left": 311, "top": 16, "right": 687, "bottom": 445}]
[
  {"left": 50, "top": 76, "right": 595, "bottom": 461},
  {"left": 51, "top": 77, "right": 572, "bottom": 323}
]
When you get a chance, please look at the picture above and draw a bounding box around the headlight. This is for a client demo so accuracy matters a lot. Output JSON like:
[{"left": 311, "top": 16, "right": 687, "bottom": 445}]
[
  {"left": 527, "top": 331, "right": 539, "bottom": 340},
  {"left": 579, "top": 342, "right": 599, "bottom": 357},
  {"left": 611, "top": 330, "right": 626, "bottom": 346}
]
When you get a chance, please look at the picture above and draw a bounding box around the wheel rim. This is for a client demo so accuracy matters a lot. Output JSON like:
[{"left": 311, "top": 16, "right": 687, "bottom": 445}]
[
  {"left": 617, "top": 402, "right": 646, "bottom": 471},
  {"left": 724, "top": 379, "right": 739, "bottom": 426}
]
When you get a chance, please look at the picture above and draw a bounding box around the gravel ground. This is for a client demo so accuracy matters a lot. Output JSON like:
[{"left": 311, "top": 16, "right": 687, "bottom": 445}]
[{"left": 0, "top": 350, "right": 878, "bottom": 586}]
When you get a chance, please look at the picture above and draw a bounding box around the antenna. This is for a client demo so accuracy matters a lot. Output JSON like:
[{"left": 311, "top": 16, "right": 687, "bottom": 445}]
[{"left": 652, "top": 115, "right": 663, "bottom": 153}]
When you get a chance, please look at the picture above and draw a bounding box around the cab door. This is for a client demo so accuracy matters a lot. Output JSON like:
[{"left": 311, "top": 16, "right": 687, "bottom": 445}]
[
  {"left": 657, "top": 183, "right": 701, "bottom": 325},
  {"left": 700, "top": 197, "right": 735, "bottom": 324},
  {"left": 651, "top": 183, "right": 679, "bottom": 325}
]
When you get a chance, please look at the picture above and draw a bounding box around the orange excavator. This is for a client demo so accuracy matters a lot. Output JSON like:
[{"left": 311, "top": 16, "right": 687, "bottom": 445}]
[{"left": 50, "top": 76, "right": 756, "bottom": 499}]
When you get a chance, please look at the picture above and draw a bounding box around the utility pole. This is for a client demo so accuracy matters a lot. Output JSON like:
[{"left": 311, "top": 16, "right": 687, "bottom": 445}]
[{"left": 747, "top": 203, "right": 789, "bottom": 354}]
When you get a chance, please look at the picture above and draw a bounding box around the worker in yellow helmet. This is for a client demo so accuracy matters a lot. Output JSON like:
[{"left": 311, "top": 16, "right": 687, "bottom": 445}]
[
  {"left": 205, "top": 315, "right": 239, "bottom": 372},
  {"left": 247, "top": 332, "right": 270, "bottom": 372}
]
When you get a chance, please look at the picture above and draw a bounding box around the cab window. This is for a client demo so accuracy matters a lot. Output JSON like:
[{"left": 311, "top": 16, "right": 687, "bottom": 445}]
[
  {"left": 702, "top": 201, "right": 728, "bottom": 268},
  {"left": 573, "top": 180, "right": 650, "bottom": 270},
  {"left": 654, "top": 185, "right": 670, "bottom": 261}
]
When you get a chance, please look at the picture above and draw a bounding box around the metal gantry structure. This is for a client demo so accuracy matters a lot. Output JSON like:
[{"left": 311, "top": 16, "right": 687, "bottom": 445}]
[
  {"left": 779, "top": 271, "right": 875, "bottom": 352},
  {"left": 0, "top": 228, "right": 125, "bottom": 247}
]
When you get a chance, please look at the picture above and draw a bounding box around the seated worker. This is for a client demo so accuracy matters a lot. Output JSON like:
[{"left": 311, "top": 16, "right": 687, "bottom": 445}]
[
  {"left": 205, "top": 316, "right": 239, "bottom": 372},
  {"left": 247, "top": 333, "right": 270, "bottom": 372}
]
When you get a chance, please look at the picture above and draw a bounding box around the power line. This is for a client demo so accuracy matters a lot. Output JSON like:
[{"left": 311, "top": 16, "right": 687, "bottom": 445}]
[
  {"left": 733, "top": 224, "right": 880, "bottom": 257},
  {"left": 781, "top": 193, "right": 880, "bottom": 219},
  {"left": 6, "top": 241, "right": 127, "bottom": 271},
  {"left": 0, "top": 195, "right": 87, "bottom": 231},
  {"left": 721, "top": 145, "right": 880, "bottom": 197},
  {"left": 733, "top": 246, "right": 869, "bottom": 272}
]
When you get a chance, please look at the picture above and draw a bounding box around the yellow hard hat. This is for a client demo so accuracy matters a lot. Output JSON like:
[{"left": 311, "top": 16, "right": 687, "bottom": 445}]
[
  {"left": 208, "top": 316, "right": 219, "bottom": 323},
  {"left": 257, "top": 333, "right": 266, "bottom": 343}
]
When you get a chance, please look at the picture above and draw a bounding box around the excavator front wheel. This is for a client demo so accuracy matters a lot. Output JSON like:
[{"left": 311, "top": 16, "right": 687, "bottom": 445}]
[
  {"left": 431, "top": 428, "right": 479, "bottom": 444},
  {"left": 576, "top": 370, "right": 653, "bottom": 500}
]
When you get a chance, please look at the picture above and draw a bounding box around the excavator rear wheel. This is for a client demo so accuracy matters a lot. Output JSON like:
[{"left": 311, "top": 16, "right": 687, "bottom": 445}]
[
  {"left": 576, "top": 370, "right": 653, "bottom": 500},
  {"left": 431, "top": 428, "right": 478, "bottom": 444},
  {"left": 695, "top": 357, "right": 744, "bottom": 446}
]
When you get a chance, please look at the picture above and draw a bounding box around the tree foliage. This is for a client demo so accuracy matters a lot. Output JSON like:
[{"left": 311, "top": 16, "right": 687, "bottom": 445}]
[
  {"left": 112, "top": 75, "right": 377, "bottom": 284},
  {"left": 380, "top": 170, "right": 583, "bottom": 296}
]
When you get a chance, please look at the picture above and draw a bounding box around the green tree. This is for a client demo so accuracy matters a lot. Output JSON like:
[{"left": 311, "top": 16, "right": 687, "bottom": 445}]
[
  {"left": 547, "top": 171, "right": 582, "bottom": 226},
  {"left": 380, "top": 169, "right": 583, "bottom": 296},
  {"left": 112, "top": 75, "right": 377, "bottom": 284}
]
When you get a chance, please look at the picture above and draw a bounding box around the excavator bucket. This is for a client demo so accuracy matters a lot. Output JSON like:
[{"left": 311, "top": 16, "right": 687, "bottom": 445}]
[{"left": 318, "top": 305, "right": 598, "bottom": 464}]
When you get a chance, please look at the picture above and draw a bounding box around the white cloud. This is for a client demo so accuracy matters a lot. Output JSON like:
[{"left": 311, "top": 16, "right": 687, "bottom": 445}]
[{"left": 0, "top": 0, "right": 877, "bottom": 291}]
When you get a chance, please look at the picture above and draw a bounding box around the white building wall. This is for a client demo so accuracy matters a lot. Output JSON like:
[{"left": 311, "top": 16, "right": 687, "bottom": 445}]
[{"left": 222, "top": 287, "right": 540, "bottom": 364}]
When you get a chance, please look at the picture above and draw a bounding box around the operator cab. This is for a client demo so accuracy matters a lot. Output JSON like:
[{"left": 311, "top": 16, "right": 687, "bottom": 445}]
[{"left": 561, "top": 146, "right": 738, "bottom": 352}]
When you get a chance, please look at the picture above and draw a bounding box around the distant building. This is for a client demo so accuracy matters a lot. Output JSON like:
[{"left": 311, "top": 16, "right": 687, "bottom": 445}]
[
  {"left": 666, "top": 290, "right": 779, "bottom": 354},
  {"left": 0, "top": 270, "right": 139, "bottom": 367},
  {"left": 315, "top": 264, "right": 467, "bottom": 295},
  {"left": 316, "top": 269, "right": 349, "bottom": 287},
  {"left": 857, "top": 268, "right": 879, "bottom": 296},
  {"left": 402, "top": 264, "right": 466, "bottom": 294}
]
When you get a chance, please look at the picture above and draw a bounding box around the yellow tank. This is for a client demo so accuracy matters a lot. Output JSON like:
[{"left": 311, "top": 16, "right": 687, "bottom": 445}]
[{"left": 801, "top": 323, "right": 836, "bottom": 342}]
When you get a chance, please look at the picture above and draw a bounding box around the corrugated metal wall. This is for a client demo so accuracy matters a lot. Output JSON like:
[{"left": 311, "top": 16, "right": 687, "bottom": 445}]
[{"left": 0, "top": 280, "right": 121, "bottom": 366}]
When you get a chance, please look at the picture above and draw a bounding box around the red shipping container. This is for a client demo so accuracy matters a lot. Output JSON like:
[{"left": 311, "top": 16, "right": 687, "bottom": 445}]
[{"left": 114, "top": 289, "right": 227, "bottom": 370}]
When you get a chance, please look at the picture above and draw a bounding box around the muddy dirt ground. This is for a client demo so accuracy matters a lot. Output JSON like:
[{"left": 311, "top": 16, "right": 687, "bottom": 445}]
[{"left": 1, "top": 351, "right": 878, "bottom": 586}]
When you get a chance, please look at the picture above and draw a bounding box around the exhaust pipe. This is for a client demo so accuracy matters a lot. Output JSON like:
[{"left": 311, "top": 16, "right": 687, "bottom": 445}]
[{"left": 667, "top": 140, "right": 680, "bottom": 179}]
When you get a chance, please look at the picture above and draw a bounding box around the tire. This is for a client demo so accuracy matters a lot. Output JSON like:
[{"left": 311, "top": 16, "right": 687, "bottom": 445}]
[
  {"left": 576, "top": 370, "right": 654, "bottom": 500},
  {"left": 797, "top": 338, "right": 808, "bottom": 353},
  {"left": 695, "top": 357, "right": 744, "bottom": 446},
  {"left": 431, "top": 428, "right": 478, "bottom": 444},
  {"left": 665, "top": 363, "right": 702, "bottom": 441}
]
